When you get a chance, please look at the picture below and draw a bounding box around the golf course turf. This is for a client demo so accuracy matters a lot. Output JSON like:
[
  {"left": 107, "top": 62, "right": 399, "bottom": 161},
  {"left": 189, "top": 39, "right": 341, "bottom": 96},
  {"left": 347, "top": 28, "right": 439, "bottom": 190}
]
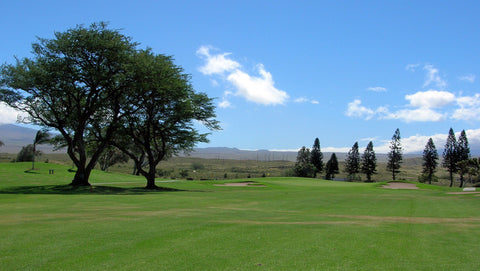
[{"left": 1, "top": 162, "right": 479, "bottom": 270}]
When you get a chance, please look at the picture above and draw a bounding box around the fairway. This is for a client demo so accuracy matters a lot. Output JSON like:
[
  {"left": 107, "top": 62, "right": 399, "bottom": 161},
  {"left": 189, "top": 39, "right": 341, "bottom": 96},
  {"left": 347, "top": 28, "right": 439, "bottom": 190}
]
[{"left": 1, "top": 163, "right": 480, "bottom": 270}]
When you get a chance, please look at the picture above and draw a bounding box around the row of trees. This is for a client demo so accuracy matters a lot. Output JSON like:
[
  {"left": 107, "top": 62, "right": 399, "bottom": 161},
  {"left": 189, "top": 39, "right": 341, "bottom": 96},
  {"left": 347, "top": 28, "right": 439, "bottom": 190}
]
[
  {"left": 0, "top": 22, "right": 219, "bottom": 188},
  {"left": 423, "top": 128, "right": 474, "bottom": 187},
  {"left": 293, "top": 137, "right": 378, "bottom": 182},
  {"left": 294, "top": 128, "right": 476, "bottom": 187}
]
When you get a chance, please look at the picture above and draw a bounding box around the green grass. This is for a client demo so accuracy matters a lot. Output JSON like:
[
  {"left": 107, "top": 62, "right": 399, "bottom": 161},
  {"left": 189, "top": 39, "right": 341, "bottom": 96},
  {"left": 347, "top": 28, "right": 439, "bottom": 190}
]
[{"left": 1, "top": 162, "right": 480, "bottom": 270}]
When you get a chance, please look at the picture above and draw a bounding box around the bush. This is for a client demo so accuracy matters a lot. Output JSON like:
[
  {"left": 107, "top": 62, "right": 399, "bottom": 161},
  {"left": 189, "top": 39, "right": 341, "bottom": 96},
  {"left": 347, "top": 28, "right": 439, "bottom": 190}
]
[
  {"left": 16, "top": 144, "right": 35, "bottom": 162},
  {"left": 191, "top": 162, "right": 205, "bottom": 170}
]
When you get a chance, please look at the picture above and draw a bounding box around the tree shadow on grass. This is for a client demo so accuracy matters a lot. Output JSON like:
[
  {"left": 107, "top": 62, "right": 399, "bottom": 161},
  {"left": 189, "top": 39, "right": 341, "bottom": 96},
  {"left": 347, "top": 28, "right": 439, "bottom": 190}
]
[{"left": 0, "top": 185, "right": 183, "bottom": 195}]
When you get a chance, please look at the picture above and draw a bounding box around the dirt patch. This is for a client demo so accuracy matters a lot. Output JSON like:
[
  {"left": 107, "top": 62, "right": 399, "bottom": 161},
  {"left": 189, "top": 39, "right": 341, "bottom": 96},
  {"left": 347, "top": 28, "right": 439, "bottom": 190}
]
[
  {"left": 214, "top": 182, "right": 266, "bottom": 187},
  {"left": 447, "top": 191, "right": 480, "bottom": 195},
  {"left": 382, "top": 182, "right": 418, "bottom": 189}
]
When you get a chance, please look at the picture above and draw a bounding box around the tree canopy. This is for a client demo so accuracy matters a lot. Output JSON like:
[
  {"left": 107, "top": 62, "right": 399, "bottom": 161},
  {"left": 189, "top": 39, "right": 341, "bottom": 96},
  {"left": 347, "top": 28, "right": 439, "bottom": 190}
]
[
  {"left": 422, "top": 138, "right": 438, "bottom": 184},
  {"left": 310, "top": 138, "right": 324, "bottom": 176},
  {"left": 0, "top": 23, "right": 218, "bottom": 187},
  {"left": 111, "top": 49, "right": 219, "bottom": 188},
  {"left": 344, "top": 142, "right": 360, "bottom": 180},
  {"left": 325, "top": 153, "right": 339, "bottom": 180},
  {"left": 442, "top": 128, "right": 458, "bottom": 187},
  {"left": 361, "top": 141, "right": 377, "bottom": 182}
]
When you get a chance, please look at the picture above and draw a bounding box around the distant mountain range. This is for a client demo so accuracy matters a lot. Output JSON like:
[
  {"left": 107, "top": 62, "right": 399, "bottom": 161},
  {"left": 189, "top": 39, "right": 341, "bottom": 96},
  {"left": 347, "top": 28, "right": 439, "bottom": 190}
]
[{"left": 0, "top": 124, "right": 468, "bottom": 162}]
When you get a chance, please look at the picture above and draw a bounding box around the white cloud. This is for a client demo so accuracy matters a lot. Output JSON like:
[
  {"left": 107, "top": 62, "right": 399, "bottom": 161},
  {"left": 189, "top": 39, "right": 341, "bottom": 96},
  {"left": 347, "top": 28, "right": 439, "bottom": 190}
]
[
  {"left": 227, "top": 64, "right": 289, "bottom": 105},
  {"left": 374, "top": 128, "right": 480, "bottom": 154},
  {"left": 458, "top": 74, "right": 476, "bottom": 83},
  {"left": 196, "top": 46, "right": 241, "bottom": 75},
  {"left": 405, "top": 90, "right": 455, "bottom": 108},
  {"left": 0, "top": 102, "right": 22, "bottom": 124},
  {"left": 452, "top": 93, "right": 480, "bottom": 121},
  {"left": 197, "top": 45, "right": 288, "bottom": 106},
  {"left": 345, "top": 99, "right": 375, "bottom": 120},
  {"left": 382, "top": 107, "right": 446, "bottom": 122},
  {"left": 367, "top": 86, "right": 387, "bottom": 92},
  {"left": 423, "top": 64, "right": 447, "bottom": 89}
]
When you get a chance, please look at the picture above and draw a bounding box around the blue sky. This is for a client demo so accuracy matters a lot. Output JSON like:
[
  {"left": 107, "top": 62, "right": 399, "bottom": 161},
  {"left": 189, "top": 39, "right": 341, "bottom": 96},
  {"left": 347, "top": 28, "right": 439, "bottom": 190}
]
[{"left": 1, "top": 0, "right": 480, "bottom": 153}]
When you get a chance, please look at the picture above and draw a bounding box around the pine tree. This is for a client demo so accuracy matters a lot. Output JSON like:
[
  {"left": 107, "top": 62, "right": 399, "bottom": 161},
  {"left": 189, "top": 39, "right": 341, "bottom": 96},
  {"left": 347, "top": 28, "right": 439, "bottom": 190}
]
[
  {"left": 361, "top": 141, "right": 377, "bottom": 182},
  {"left": 457, "top": 130, "right": 470, "bottom": 187},
  {"left": 386, "top": 128, "right": 402, "bottom": 180},
  {"left": 344, "top": 142, "right": 360, "bottom": 180},
  {"left": 422, "top": 138, "right": 438, "bottom": 184},
  {"left": 325, "top": 153, "right": 339, "bottom": 180},
  {"left": 310, "top": 138, "right": 324, "bottom": 177},
  {"left": 443, "top": 128, "right": 458, "bottom": 187}
]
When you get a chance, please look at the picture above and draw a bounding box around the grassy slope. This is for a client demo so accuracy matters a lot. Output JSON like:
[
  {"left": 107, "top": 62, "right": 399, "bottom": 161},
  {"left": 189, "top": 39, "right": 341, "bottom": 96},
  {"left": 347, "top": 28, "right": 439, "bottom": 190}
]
[{"left": 1, "top": 163, "right": 479, "bottom": 270}]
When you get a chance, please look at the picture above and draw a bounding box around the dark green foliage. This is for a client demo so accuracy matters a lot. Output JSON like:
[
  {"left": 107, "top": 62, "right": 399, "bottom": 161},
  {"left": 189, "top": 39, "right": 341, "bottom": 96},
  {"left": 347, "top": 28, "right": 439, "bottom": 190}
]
[
  {"left": 442, "top": 128, "right": 457, "bottom": 187},
  {"left": 110, "top": 49, "right": 219, "bottom": 189},
  {"left": 456, "top": 158, "right": 479, "bottom": 186},
  {"left": 344, "top": 142, "right": 360, "bottom": 178},
  {"left": 310, "top": 138, "right": 323, "bottom": 175},
  {"left": 325, "top": 153, "right": 339, "bottom": 180},
  {"left": 457, "top": 130, "right": 470, "bottom": 187},
  {"left": 17, "top": 144, "right": 36, "bottom": 162},
  {"left": 0, "top": 22, "right": 139, "bottom": 186},
  {"left": 98, "top": 146, "right": 129, "bottom": 171},
  {"left": 0, "top": 140, "right": 4, "bottom": 148},
  {"left": 191, "top": 162, "right": 205, "bottom": 170},
  {"left": 422, "top": 138, "right": 438, "bottom": 184},
  {"left": 386, "top": 128, "right": 402, "bottom": 180},
  {"left": 293, "top": 146, "right": 316, "bottom": 178},
  {"left": 361, "top": 141, "right": 377, "bottom": 182}
]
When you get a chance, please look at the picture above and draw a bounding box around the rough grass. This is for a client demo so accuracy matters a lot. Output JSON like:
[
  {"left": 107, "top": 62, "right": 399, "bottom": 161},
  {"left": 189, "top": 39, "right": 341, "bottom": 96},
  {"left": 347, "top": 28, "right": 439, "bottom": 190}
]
[{"left": 1, "top": 162, "right": 480, "bottom": 270}]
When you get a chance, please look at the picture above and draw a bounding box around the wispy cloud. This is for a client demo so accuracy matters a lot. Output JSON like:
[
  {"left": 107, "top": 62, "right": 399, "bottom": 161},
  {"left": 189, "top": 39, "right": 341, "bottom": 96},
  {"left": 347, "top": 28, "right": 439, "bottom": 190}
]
[
  {"left": 294, "top": 97, "right": 319, "bottom": 104},
  {"left": 405, "top": 63, "right": 420, "bottom": 72},
  {"left": 367, "top": 86, "right": 387, "bottom": 92},
  {"left": 197, "top": 45, "right": 288, "bottom": 106},
  {"left": 458, "top": 74, "right": 476, "bottom": 83},
  {"left": 423, "top": 64, "right": 447, "bottom": 89}
]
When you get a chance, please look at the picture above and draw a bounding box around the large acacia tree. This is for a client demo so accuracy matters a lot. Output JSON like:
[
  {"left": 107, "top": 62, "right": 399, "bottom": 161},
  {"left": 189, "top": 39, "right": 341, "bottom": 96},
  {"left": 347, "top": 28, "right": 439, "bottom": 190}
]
[
  {"left": 0, "top": 23, "right": 139, "bottom": 186},
  {"left": 111, "top": 49, "right": 219, "bottom": 189}
]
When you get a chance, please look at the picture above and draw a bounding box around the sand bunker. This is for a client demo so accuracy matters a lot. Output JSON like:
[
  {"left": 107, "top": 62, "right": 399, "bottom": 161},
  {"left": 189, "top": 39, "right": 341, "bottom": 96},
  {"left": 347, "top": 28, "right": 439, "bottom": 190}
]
[
  {"left": 382, "top": 182, "right": 418, "bottom": 190},
  {"left": 214, "top": 182, "right": 265, "bottom": 187}
]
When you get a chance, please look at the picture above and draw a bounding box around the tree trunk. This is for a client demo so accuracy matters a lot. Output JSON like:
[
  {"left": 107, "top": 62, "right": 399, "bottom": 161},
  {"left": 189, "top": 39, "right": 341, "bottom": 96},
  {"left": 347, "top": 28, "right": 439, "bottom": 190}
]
[
  {"left": 144, "top": 165, "right": 158, "bottom": 189},
  {"left": 449, "top": 170, "right": 453, "bottom": 187},
  {"left": 70, "top": 167, "right": 91, "bottom": 186},
  {"left": 459, "top": 174, "right": 464, "bottom": 188}
]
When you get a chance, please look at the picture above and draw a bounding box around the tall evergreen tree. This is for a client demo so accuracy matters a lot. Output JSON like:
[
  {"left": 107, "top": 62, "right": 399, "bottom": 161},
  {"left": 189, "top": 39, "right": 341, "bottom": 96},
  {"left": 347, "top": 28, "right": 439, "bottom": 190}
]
[
  {"left": 344, "top": 142, "right": 360, "bottom": 180},
  {"left": 422, "top": 138, "right": 438, "bottom": 184},
  {"left": 457, "top": 130, "right": 470, "bottom": 187},
  {"left": 361, "top": 141, "right": 377, "bottom": 182},
  {"left": 325, "top": 153, "right": 339, "bottom": 180},
  {"left": 386, "top": 128, "right": 402, "bottom": 180},
  {"left": 310, "top": 138, "right": 324, "bottom": 177},
  {"left": 443, "top": 128, "right": 458, "bottom": 187},
  {"left": 294, "top": 146, "right": 316, "bottom": 178}
]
